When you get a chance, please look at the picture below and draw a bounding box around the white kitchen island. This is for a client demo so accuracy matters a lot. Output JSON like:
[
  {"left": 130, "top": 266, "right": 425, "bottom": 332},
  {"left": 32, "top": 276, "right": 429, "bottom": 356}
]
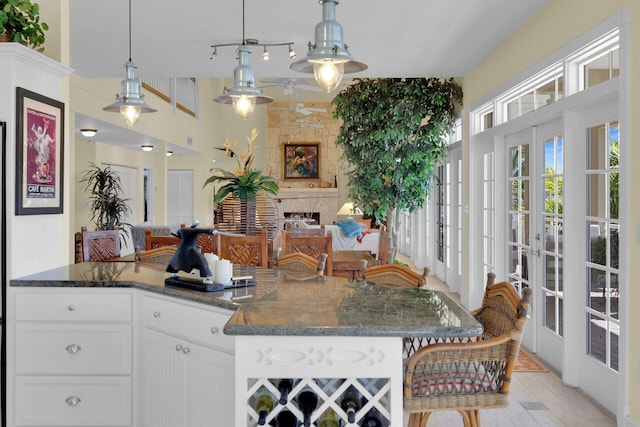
[{"left": 7, "top": 260, "right": 481, "bottom": 427}]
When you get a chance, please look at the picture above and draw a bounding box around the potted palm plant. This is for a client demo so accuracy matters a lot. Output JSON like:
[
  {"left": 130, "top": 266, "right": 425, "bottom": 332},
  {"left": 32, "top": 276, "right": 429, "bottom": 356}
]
[
  {"left": 204, "top": 128, "right": 279, "bottom": 235},
  {"left": 0, "top": 0, "right": 48, "bottom": 51},
  {"left": 80, "top": 162, "right": 132, "bottom": 245}
]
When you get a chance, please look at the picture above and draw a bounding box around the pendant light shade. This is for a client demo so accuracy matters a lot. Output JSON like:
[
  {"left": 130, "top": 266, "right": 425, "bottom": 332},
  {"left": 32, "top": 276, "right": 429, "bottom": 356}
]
[
  {"left": 290, "top": 0, "right": 367, "bottom": 92},
  {"left": 103, "top": 0, "right": 156, "bottom": 127},
  {"left": 213, "top": 45, "right": 273, "bottom": 120}
]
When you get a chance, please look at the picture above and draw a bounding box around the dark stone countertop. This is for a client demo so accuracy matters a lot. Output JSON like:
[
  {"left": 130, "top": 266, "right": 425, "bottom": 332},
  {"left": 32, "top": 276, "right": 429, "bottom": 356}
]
[{"left": 10, "top": 262, "right": 482, "bottom": 338}]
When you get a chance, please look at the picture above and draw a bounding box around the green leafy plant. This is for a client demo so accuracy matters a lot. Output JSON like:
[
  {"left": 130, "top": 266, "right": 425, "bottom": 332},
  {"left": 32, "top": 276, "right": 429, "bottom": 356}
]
[
  {"left": 0, "top": 0, "right": 48, "bottom": 51},
  {"left": 203, "top": 128, "right": 279, "bottom": 204},
  {"left": 80, "top": 162, "right": 132, "bottom": 243},
  {"left": 332, "top": 78, "right": 462, "bottom": 260}
]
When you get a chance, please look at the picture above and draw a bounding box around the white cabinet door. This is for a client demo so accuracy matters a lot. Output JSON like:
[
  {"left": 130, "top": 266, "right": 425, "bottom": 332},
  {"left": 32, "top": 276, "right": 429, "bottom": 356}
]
[
  {"left": 184, "top": 341, "right": 234, "bottom": 427},
  {"left": 140, "top": 329, "right": 185, "bottom": 427},
  {"left": 141, "top": 328, "right": 234, "bottom": 427}
]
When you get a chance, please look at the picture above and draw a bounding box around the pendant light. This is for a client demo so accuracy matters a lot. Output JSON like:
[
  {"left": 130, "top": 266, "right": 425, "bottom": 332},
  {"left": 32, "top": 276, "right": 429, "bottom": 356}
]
[
  {"left": 103, "top": 0, "right": 156, "bottom": 127},
  {"left": 213, "top": 43, "right": 273, "bottom": 120},
  {"left": 290, "top": 0, "right": 367, "bottom": 92},
  {"left": 211, "top": 0, "right": 295, "bottom": 119}
]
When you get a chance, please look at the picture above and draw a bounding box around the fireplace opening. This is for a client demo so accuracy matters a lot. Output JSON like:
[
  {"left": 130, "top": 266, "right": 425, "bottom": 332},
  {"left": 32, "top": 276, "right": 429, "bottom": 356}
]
[{"left": 283, "top": 212, "right": 320, "bottom": 229}]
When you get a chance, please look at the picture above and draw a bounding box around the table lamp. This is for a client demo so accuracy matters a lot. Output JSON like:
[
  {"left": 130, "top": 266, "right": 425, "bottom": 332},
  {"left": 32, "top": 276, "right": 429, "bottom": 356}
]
[{"left": 336, "top": 202, "right": 363, "bottom": 219}]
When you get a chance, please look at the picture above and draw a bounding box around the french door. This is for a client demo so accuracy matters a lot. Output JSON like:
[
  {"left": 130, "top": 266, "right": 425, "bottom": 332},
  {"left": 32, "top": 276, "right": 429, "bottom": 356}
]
[{"left": 504, "top": 121, "right": 565, "bottom": 365}]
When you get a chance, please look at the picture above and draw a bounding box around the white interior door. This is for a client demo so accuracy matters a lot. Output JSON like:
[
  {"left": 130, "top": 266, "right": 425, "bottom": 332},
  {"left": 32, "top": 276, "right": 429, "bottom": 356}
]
[
  {"left": 167, "top": 170, "right": 194, "bottom": 226},
  {"left": 103, "top": 164, "right": 137, "bottom": 256}
]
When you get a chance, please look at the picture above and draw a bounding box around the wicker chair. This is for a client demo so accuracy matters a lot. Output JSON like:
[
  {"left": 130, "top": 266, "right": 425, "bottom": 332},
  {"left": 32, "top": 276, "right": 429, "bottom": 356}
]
[
  {"left": 359, "top": 260, "right": 429, "bottom": 288},
  {"left": 403, "top": 281, "right": 533, "bottom": 427},
  {"left": 273, "top": 247, "right": 327, "bottom": 275}
]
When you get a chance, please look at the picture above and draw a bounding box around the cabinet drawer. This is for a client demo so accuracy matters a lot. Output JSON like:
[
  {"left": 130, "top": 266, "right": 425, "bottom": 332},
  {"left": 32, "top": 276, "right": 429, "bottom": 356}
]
[
  {"left": 15, "top": 376, "right": 131, "bottom": 426},
  {"left": 15, "top": 291, "right": 132, "bottom": 322},
  {"left": 15, "top": 324, "right": 132, "bottom": 375},
  {"left": 142, "top": 295, "right": 234, "bottom": 351}
]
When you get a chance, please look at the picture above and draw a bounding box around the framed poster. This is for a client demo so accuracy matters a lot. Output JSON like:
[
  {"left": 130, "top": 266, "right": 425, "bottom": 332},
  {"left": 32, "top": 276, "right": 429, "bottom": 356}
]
[
  {"left": 16, "top": 87, "right": 65, "bottom": 215},
  {"left": 283, "top": 142, "right": 320, "bottom": 180}
]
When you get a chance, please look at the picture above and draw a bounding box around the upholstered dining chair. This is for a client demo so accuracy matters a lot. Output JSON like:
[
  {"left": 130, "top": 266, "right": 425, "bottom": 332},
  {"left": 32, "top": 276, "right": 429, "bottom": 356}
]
[
  {"left": 76, "top": 226, "right": 121, "bottom": 262},
  {"left": 403, "top": 281, "right": 533, "bottom": 427},
  {"left": 281, "top": 230, "right": 333, "bottom": 275},
  {"left": 219, "top": 230, "right": 268, "bottom": 267},
  {"left": 358, "top": 261, "right": 429, "bottom": 289},
  {"left": 273, "top": 247, "right": 328, "bottom": 275}
]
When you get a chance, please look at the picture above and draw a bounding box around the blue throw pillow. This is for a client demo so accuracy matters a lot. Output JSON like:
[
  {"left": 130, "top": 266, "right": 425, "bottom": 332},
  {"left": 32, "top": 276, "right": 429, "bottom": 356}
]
[{"left": 336, "top": 219, "right": 364, "bottom": 238}]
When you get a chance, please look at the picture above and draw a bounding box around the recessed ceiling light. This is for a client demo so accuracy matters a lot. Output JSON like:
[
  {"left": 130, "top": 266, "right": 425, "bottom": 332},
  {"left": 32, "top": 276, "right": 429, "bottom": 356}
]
[
  {"left": 166, "top": 151, "right": 174, "bottom": 157},
  {"left": 80, "top": 128, "right": 97, "bottom": 137},
  {"left": 141, "top": 145, "right": 154, "bottom": 152}
]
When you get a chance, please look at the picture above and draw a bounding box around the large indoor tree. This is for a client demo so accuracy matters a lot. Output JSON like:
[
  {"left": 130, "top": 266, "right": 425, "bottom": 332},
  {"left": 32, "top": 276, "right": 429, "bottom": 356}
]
[{"left": 332, "top": 77, "right": 463, "bottom": 261}]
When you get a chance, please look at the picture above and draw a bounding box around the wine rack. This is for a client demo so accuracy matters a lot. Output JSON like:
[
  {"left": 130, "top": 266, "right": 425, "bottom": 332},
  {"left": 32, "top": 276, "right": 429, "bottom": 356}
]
[{"left": 245, "top": 377, "right": 391, "bottom": 426}]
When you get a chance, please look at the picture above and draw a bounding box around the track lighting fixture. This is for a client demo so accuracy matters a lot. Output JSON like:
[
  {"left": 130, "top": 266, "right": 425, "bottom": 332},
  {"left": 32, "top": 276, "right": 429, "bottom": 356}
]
[
  {"left": 290, "top": 0, "right": 367, "bottom": 92},
  {"left": 211, "top": 0, "right": 295, "bottom": 119}
]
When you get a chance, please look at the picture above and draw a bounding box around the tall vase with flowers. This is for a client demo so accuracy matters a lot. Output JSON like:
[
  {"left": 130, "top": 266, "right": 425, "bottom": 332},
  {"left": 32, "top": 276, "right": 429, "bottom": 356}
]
[{"left": 203, "top": 128, "right": 279, "bottom": 235}]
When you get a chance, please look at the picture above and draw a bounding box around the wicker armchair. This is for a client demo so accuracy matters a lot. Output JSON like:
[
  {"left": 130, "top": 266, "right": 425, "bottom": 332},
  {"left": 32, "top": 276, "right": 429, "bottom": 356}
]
[
  {"left": 358, "top": 260, "right": 429, "bottom": 288},
  {"left": 273, "top": 247, "right": 327, "bottom": 275},
  {"left": 403, "top": 281, "right": 533, "bottom": 427}
]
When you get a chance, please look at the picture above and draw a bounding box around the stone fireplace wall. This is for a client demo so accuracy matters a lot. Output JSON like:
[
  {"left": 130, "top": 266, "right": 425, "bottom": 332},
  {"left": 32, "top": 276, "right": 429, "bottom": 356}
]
[{"left": 266, "top": 101, "right": 342, "bottom": 225}]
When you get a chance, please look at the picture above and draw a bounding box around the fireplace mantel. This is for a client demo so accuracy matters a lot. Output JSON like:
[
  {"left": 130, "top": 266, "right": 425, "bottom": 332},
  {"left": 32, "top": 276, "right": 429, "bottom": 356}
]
[{"left": 274, "top": 188, "right": 339, "bottom": 226}]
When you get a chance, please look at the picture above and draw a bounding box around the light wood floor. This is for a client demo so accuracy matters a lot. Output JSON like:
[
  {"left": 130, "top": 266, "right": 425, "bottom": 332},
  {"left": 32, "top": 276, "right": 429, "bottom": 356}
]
[{"left": 396, "top": 255, "right": 616, "bottom": 427}]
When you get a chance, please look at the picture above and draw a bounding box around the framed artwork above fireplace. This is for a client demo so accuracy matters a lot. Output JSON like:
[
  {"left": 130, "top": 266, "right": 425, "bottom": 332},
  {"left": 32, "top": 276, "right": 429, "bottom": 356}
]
[{"left": 283, "top": 142, "right": 320, "bottom": 180}]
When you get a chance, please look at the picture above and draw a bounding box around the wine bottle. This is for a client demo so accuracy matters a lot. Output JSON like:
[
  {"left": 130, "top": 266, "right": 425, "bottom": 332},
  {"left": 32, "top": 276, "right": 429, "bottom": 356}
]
[
  {"left": 277, "top": 379, "right": 293, "bottom": 405},
  {"left": 340, "top": 385, "right": 360, "bottom": 424},
  {"left": 276, "top": 410, "right": 298, "bottom": 427},
  {"left": 297, "top": 387, "right": 318, "bottom": 427},
  {"left": 360, "top": 407, "right": 383, "bottom": 427},
  {"left": 254, "top": 392, "right": 275, "bottom": 425},
  {"left": 318, "top": 407, "right": 339, "bottom": 427}
]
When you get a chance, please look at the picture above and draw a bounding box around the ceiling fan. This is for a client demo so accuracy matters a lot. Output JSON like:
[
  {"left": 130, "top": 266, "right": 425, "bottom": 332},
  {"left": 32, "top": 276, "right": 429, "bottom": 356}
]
[
  {"left": 296, "top": 119, "right": 324, "bottom": 128},
  {"left": 284, "top": 102, "right": 327, "bottom": 116},
  {"left": 260, "top": 78, "right": 323, "bottom": 95}
]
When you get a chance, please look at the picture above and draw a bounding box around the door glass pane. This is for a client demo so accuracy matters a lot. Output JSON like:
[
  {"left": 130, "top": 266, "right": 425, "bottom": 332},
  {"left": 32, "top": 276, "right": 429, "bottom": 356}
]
[
  {"left": 586, "top": 121, "right": 619, "bottom": 371},
  {"left": 508, "top": 142, "right": 530, "bottom": 291},
  {"left": 541, "top": 135, "right": 564, "bottom": 336}
]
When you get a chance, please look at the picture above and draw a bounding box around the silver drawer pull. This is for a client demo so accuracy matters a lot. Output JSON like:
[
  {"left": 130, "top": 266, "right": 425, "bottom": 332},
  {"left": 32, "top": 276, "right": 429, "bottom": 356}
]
[
  {"left": 210, "top": 326, "right": 219, "bottom": 334},
  {"left": 68, "top": 305, "right": 75, "bottom": 311},
  {"left": 175, "top": 344, "right": 183, "bottom": 352},
  {"left": 65, "top": 396, "right": 81, "bottom": 406},
  {"left": 65, "top": 344, "right": 82, "bottom": 354},
  {"left": 182, "top": 347, "right": 190, "bottom": 354},
  {"left": 153, "top": 311, "right": 161, "bottom": 318}
]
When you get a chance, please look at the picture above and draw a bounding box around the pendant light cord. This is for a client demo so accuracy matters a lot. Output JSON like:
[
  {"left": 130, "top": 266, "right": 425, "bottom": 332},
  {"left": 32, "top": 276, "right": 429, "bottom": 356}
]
[
  {"left": 241, "top": 0, "right": 245, "bottom": 45},
  {"left": 128, "top": 0, "right": 132, "bottom": 61}
]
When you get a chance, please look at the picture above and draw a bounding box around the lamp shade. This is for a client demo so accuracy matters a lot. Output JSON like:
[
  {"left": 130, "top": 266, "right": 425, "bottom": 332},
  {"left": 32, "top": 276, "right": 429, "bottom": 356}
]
[
  {"left": 213, "top": 45, "right": 273, "bottom": 119},
  {"left": 290, "top": 0, "right": 367, "bottom": 92},
  {"left": 337, "top": 202, "right": 362, "bottom": 216},
  {"left": 103, "top": 60, "right": 157, "bottom": 127}
]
